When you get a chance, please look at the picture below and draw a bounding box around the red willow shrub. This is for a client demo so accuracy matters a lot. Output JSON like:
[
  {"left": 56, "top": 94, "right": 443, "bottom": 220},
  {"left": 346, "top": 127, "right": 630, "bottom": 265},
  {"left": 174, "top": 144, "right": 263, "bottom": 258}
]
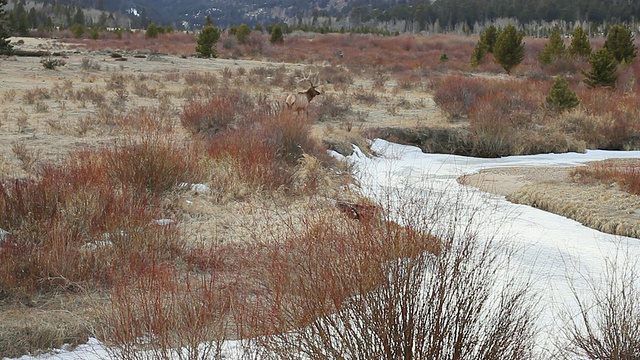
[
  {"left": 205, "top": 111, "right": 325, "bottom": 190},
  {"left": 181, "top": 88, "right": 252, "bottom": 135},
  {"left": 0, "top": 136, "right": 201, "bottom": 295},
  {"left": 572, "top": 159, "right": 640, "bottom": 195},
  {"left": 431, "top": 74, "right": 489, "bottom": 120}
]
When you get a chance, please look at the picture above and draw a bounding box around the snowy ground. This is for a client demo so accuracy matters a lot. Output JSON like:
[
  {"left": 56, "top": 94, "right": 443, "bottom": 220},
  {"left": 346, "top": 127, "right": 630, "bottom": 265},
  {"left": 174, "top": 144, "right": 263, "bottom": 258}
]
[
  {"left": 10, "top": 139, "right": 640, "bottom": 359},
  {"left": 349, "top": 139, "right": 640, "bottom": 356}
]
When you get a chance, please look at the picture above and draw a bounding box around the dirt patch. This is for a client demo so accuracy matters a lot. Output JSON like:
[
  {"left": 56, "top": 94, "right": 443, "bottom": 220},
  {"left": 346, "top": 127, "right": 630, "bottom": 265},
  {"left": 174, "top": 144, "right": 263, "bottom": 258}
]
[{"left": 460, "top": 163, "right": 640, "bottom": 239}]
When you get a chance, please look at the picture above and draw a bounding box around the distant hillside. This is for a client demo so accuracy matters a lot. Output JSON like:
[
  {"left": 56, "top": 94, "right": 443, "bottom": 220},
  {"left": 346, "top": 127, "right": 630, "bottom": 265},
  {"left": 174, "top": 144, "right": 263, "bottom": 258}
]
[{"left": 4, "top": 0, "right": 639, "bottom": 32}]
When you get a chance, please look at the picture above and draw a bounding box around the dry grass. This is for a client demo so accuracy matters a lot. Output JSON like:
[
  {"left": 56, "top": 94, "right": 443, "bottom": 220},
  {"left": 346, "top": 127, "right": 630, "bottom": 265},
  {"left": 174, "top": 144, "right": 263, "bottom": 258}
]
[
  {"left": 2, "top": 31, "right": 640, "bottom": 358},
  {"left": 507, "top": 162, "right": 640, "bottom": 239},
  {"left": 571, "top": 159, "right": 640, "bottom": 195}
]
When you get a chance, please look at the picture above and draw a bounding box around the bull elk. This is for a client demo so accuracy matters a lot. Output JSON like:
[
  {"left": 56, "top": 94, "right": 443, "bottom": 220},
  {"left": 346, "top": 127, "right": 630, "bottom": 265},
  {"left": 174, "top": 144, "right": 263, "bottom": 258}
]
[{"left": 285, "top": 75, "right": 321, "bottom": 118}]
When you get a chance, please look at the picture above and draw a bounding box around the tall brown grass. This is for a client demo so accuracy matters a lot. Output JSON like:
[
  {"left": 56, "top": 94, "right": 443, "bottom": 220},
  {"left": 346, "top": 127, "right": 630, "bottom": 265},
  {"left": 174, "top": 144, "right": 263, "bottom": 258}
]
[{"left": 571, "top": 159, "right": 640, "bottom": 195}]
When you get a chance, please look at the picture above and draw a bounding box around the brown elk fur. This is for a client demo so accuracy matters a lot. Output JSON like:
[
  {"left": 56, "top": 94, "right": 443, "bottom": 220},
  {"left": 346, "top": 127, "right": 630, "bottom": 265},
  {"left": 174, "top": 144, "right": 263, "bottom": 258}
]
[{"left": 285, "top": 82, "right": 321, "bottom": 117}]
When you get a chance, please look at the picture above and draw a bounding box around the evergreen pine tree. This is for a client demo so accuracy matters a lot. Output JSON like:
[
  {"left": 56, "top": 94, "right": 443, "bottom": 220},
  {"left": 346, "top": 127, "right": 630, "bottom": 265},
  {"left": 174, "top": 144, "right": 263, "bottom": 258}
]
[
  {"left": 0, "top": 0, "right": 12, "bottom": 55},
  {"left": 72, "top": 8, "right": 84, "bottom": 26},
  {"left": 270, "top": 24, "right": 284, "bottom": 44},
  {"left": 196, "top": 24, "right": 220, "bottom": 58},
  {"left": 545, "top": 76, "right": 580, "bottom": 112},
  {"left": 89, "top": 27, "right": 99, "bottom": 40},
  {"left": 539, "top": 25, "right": 565, "bottom": 64},
  {"left": 470, "top": 25, "right": 497, "bottom": 67},
  {"left": 481, "top": 24, "right": 498, "bottom": 53},
  {"left": 17, "top": 11, "right": 29, "bottom": 36},
  {"left": 204, "top": 15, "right": 213, "bottom": 27},
  {"left": 139, "top": 8, "right": 148, "bottom": 29},
  {"left": 568, "top": 26, "right": 592, "bottom": 58},
  {"left": 470, "top": 41, "right": 487, "bottom": 67},
  {"left": 236, "top": 23, "right": 251, "bottom": 44},
  {"left": 493, "top": 24, "right": 525, "bottom": 75},
  {"left": 70, "top": 23, "right": 85, "bottom": 38},
  {"left": 582, "top": 48, "right": 618, "bottom": 88},
  {"left": 603, "top": 24, "right": 636, "bottom": 64},
  {"left": 145, "top": 23, "right": 159, "bottom": 39}
]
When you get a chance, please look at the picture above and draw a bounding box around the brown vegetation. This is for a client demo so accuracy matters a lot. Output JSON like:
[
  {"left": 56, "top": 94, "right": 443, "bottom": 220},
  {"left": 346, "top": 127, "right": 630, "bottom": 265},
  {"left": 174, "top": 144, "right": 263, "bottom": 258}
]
[{"left": 1, "top": 29, "right": 639, "bottom": 358}]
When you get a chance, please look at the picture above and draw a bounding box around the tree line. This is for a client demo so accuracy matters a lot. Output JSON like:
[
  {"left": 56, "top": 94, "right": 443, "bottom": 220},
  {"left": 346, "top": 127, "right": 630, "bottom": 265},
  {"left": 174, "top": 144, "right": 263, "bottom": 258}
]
[{"left": 316, "top": 0, "right": 640, "bottom": 31}]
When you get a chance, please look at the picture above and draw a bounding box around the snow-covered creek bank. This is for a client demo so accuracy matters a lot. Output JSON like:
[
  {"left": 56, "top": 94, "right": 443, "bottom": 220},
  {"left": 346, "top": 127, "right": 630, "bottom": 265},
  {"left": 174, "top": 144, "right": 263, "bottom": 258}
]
[
  {"left": 12, "top": 139, "right": 640, "bottom": 359},
  {"left": 346, "top": 139, "right": 640, "bottom": 354}
]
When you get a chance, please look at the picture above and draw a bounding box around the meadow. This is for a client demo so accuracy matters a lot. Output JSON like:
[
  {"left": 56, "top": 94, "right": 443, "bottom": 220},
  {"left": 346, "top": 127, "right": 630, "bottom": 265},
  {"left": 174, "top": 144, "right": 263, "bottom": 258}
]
[{"left": 0, "top": 29, "right": 639, "bottom": 358}]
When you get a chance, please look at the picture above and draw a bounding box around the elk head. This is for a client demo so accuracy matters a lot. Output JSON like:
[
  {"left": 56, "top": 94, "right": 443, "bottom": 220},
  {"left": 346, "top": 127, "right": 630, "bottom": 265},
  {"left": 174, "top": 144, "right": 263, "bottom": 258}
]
[{"left": 304, "top": 80, "right": 321, "bottom": 102}]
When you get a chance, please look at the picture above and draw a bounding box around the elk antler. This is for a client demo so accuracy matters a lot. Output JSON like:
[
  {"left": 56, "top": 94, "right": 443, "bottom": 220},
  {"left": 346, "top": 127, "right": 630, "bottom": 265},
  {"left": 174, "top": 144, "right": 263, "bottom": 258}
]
[{"left": 300, "top": 70, "right": 318, "bottom": 88}]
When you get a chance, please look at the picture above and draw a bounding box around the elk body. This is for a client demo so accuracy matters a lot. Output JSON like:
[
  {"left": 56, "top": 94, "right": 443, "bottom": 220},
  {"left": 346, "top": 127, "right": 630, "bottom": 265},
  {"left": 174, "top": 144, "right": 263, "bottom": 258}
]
[{"left": 285, "top": 82, "right": 321, "bottom": 117}]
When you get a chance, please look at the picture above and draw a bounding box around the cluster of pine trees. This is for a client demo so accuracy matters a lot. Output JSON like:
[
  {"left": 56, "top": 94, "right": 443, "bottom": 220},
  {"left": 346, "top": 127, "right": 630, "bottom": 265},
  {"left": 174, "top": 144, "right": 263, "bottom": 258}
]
[
  {"left": 194, "top": 16, "right": 285, "bottom": 58},
  {"left": 471, "top": 22, "right": 635, "bottom": 91}
]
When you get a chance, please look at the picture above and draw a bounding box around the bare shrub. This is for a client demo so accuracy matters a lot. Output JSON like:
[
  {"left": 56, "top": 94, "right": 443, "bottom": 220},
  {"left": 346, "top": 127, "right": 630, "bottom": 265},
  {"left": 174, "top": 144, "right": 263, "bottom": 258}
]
[
  {"left": 15, "top": 113, "right": 29, "bottom": 132},
  {"left": 222, "top": 36, "right": 236, "bottom": 50},
  {"left": 558, "top": 247, "right": 640, "bottom": 359},
  {"left": 3, "top": 89, "right": 17, "bottom": 102},
  {"left": 103, "top": 134, "right": 204, "bottom": 195},
  {"left": 221, "top": 67, "right": 233, "bottom": 80},
  {"left": 204, "top": 108, "right": 325, "bottom": 190},
  {"left": 243, "top": 31, "right": 265, "bottom": 56},
  {"left": 181, "top": 88, "right": 252, "bottom": 135},
  {"left": 11, "top": 141, "right": 40, "bottom": 172},
  {"left": 183, "top": 72, "right": 216, "bottom": 87},
  {"left": 315, "top": 93, "right": 352, "bottom": 122},
  {"left": 372, "top": 70, "right": 390, "bottom": 90},
  {"left": 250, "top": 188, "right": 538, "bottom": 359},
  {"left": 81, "top": 57, "right": 102, "bottom": 71},
  {"left": 395, "top": 72, "right": 422, "bottom": 90},
  {"left": 467, "top": 104, "right": 518, "bottom": 157},
  {"left": 112, "top": 88, "right": 129, "bottom": 107},
  {"left": 74, "top": 87, "right": 106, "bottom": 106},
  {"left": 22, "top": 87, "right": 50, "bottom": 105},
  {"left": 432, "top": 75, "right": 487, "bottom": 120},
  {"left": 557, "top": 111, "right": 610, "bottom": 149},
  {"left": 572, "top": 89, "right": 640, "bottom": 149},
  {"left": 163, "top": 71, "right": 181, "bottom": 82},
  {"left": 34, "top": 101, "right": 49, "bottom": 113},
  {"left": 0, "top": 143, "right": 191, "bottom": 296},
  {"left": 353, "top": 88, "right": 380, "bottom": 105},
  {"left": 133, "top": 82, "right": 158, "bottom": 98},
  {"left": 100, "top": 264, "right": 229, "bottom": 360},
  {"left": 316, "top": 64, "right": 354, "bottom": 87},
  {"left": 106, "top": 73, "right": 128, "bottom": 91},
  {"left": 76, "top": 116, "right": 95, "bottom": 136}
]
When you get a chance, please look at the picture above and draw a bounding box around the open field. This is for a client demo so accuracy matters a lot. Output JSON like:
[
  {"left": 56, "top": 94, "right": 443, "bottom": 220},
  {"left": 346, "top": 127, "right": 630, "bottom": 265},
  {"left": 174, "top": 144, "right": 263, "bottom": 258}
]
[{"left": 1, "top": 31, "right": 639, "bottom": 357}]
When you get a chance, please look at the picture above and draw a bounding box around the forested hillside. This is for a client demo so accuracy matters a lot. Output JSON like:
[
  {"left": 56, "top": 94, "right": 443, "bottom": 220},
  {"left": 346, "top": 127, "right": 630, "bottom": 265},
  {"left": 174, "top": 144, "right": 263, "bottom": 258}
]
[{"left": 1, "top": 0, "right": 639, "bottom": 33}]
